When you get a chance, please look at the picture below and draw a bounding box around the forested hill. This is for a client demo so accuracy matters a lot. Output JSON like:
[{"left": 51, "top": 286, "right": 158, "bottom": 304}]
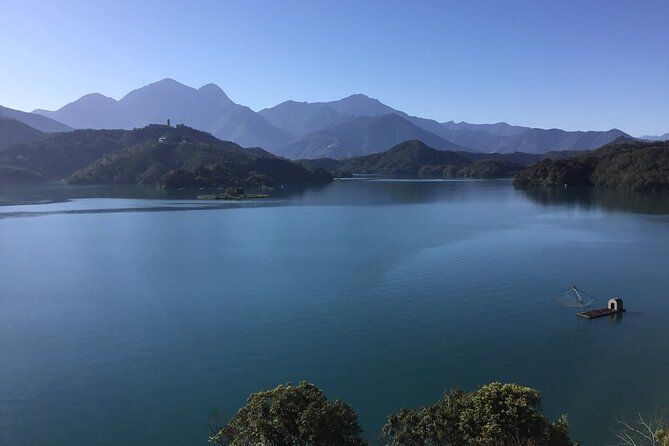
[
  {"left": 0, "top": 125, "right": 331, "bottom": 188},
  {"left": 300, "top": 140, "right": 535, "bottom": 179},
  {"left": 514, "top": 138, "right": 669, "bottom": 191}
]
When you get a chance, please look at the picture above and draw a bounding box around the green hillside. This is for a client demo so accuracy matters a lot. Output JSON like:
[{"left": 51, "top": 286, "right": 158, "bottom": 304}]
[{"left": 514, "top": 138, "right": 669, "bottom": 191}]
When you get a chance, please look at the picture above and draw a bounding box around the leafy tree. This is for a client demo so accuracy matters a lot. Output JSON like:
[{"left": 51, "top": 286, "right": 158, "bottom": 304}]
[
  {"left": 382, "top": 389, "right": 468, "bottom": 445},
  {"left": 209, "top": 381, "right": 367, "bottom": 446},
  {"left": 382, "top": 382, "right": 575, "bottom": 446}
]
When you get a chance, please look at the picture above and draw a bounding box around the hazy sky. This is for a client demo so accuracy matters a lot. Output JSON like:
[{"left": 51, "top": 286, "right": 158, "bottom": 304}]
[{"left": 1, "top": 0, "right": 667, "bottom": 135}]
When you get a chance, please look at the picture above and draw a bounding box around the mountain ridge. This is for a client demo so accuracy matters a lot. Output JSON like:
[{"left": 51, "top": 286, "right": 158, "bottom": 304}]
[
  {"left": 276, "top": 113, "right": 465, "bottom": 159},
  {"left": 34, "top": 78, "right": 292, "bottom": 149},
  {"left": 0, "top": 105, "right": 72, "bottom": 133},
  {"left": 29, "top": 78, "right": 632, "bottom": 156}
]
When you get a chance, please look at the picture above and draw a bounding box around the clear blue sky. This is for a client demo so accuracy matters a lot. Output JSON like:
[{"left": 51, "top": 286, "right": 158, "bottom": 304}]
[{"left": 1, "top": 0, "right": 667, "bottom": 135}]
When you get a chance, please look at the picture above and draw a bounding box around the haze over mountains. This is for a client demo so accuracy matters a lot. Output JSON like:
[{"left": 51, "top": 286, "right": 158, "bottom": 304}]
[
  {"left": 279, "top": 114, "right": 466, "bottom": 159},
  {"left": 2, "top": 78, "right": 635, "bottom": 158},
  {"left": 0, "top": 105, "right": 72, "bottom": 133},
  {"left": 641, "top": 133, "right": 669, "bottom": 141}
]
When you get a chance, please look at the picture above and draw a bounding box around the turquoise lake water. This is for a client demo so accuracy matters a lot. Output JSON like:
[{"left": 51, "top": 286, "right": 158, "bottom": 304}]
[{"left": 1, "top": 180, "right": 668, "bottom": 445}]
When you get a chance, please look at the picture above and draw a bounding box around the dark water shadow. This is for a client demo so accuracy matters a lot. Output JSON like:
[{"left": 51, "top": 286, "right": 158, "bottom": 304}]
[{"left": 516, "top": 185, "right": 669, "bottom": 215}]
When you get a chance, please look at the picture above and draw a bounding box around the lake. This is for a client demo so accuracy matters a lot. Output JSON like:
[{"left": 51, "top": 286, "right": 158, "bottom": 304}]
[{"left": 1, "top": 180, "right": 668, "bottom": 446}]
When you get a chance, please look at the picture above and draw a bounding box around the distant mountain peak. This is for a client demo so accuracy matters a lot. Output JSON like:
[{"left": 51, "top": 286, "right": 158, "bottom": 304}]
[
  {"left": 154, "top": 77, "right": 184, "bottom": 86},
  {"left": 342, "top": 93, "right": 371, "bottom": 99},
  {"left": 121, "top": 78, "right": 193, "bottom": 100},
  {"left": 73, "top": 92, "right": 117, "bottom": 104},
  {"left": 198, "top": 83, "right": 235, "bottom": 108},
  {"left": 338, "top": 93, "right": 381, "bottom": 104},
  {"left": 198, "top": 82, "right": 223, "bottom": 91},
  {"left": 387, "top": 139, "right": 431, "bottom": 152},
  {"left": 327, "top": 93, "right": 400, "bottom": 118}
]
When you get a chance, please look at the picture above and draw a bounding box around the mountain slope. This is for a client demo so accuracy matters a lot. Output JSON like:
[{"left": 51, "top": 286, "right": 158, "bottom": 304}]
[
  {"left": 0, "top": 118, "right": 46, "bottom": 148},
  {"left": 441, "top": 121, "right": 529, "bottom": 136},
  {"left": 0, "top": 105, "right": 72, "bottom": 133},
  {"left": 276, "top": 113, "right": 465, "bottom": 159},
  {"left": 260, "top": 92, "right": 628, "bottom": 154},
  {"left": 31, "top": 79, "right": 634, "bottom": 155},
  {"left": 259, "top": 101, "right": 352, "bottom": 137},
  {"left": 34, "top": 93, "right": 124, "bottom": 129},
  {"left": 33, "top": 79, "right": 291, "bottom": 149},
  {"left": 260, "top": 94, "right": 458, "bottom": 144},
  {"left": 436, "top": 125, "right": 630, "bottom": 154},
  {"left": 325, "top": 94, "right": 398, "bottom": 116}
]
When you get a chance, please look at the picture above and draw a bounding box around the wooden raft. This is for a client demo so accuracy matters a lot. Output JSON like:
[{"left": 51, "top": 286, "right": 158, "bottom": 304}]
[{"left": 577, "top": 307, "right": 625, "bottom": 319}]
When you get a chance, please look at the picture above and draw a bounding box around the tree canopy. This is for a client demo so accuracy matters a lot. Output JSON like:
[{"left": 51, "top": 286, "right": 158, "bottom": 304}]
[
  {"left": 382, "top": 382, "right": 575, "bottom": 446},
  {"left": 514, "top": 139, "right": 669, "bottom": 192},
  {"left": 209, "top": 381, "right": 367, "bottom": 446}
]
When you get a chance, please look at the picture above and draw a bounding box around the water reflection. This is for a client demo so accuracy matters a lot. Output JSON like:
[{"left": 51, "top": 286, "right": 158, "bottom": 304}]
[
  {"left": 0, "top": 179, "right": 511, "bottom": 209},
  {"left": 0, "top": 182, "right": 331, "bottom": 207},
  {"left": 517, "top": 185, "right": 669, "bottom": 215}
]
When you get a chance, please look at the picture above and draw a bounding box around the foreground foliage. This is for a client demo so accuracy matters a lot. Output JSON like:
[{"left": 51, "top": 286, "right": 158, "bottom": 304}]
[
  {"left": 211, "top": 381, "right": 580, "bottom": 446},
  {"left": 382, "top": 382, "right": 575, "bottom": 446},
  {"left": 209, "top": 382, "right": 367, "bottom": 446}
]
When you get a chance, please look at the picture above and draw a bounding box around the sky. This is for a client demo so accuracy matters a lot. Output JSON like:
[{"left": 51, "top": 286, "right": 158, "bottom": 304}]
[{"left": 1, "top": 0, "right": 667, "bottom": 136}]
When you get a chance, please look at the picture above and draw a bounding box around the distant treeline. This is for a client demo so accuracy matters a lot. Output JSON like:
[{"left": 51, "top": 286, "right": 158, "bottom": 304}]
[
  {"left": 299, "top": 140, "right": 575, "bottom": 180},
  {"left": 514, "top": 138, "right": 669, "bottom": 192}
]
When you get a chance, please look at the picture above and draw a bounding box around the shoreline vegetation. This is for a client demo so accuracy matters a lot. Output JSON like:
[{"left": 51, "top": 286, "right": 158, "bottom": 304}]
[
  {"left": 514, "top": 138, "right": 669, "bottom": 192},
  {"left": 196, "top": 186, "right": 270, "bottom": 200}
]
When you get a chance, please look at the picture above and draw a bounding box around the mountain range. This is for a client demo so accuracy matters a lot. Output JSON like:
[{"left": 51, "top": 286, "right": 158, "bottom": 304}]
[
  {"left": 278, "top": 113, "right": 465, "bottom": 159},
  {"left": 33, "top": 79, "right": 291, "bottom": 149},
  {"left": 0, "top": 104, "right": 72, "bottom": 133},
  {"left": 1, "top": 78, "right": 634, "bottom": 158}
]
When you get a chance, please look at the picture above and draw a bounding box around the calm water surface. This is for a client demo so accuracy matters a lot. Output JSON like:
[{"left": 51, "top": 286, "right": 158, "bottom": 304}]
[{"left": 1, "top": 180, "right": 668, "bottom": 445}]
